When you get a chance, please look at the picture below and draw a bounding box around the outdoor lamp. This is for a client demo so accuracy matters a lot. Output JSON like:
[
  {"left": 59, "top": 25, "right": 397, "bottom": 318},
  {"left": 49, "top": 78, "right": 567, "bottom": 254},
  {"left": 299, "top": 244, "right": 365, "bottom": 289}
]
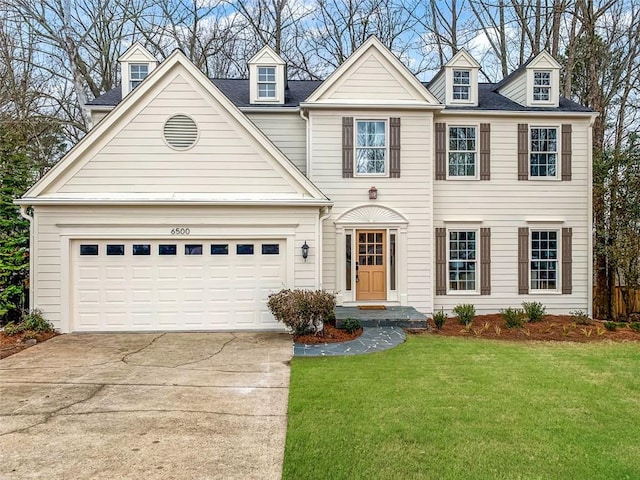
[{"left": 301, "top": 241, "right": 309, "bottom": 261}]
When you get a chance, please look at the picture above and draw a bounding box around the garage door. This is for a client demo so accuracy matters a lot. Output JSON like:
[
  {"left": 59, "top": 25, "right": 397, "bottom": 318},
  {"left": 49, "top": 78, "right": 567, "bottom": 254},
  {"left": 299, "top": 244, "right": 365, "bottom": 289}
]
[{"left": 72, "top": 239, "right": 286, "bottom": 331}]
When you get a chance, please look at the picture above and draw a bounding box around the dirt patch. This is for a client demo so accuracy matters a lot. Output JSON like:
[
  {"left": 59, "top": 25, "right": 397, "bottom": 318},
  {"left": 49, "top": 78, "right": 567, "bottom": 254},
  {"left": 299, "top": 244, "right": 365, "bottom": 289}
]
[
  {"left": 408, "top": 314, "right": 640, "bottom": 343},
  {"left": 294, "top": 323, "right": 362, "bottom": 344},
  {"left": 0, "top": 331, "right": 58, "bottom": 359}
]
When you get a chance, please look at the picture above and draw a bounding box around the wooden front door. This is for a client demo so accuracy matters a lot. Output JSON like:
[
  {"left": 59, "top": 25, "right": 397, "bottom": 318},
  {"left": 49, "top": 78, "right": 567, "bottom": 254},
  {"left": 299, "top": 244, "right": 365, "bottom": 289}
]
[{"left": 356, "top": 230, "right": 386, "bottom": 301}]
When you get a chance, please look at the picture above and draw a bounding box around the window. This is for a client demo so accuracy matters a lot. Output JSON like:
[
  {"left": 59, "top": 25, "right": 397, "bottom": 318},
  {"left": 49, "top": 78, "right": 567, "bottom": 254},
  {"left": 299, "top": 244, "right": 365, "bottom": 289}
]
[
  {"left": 356, "top": 120, "right": 386, "bottom": 175},
  {"left": 261, "top": 244, "right": 279, "bottom": 255},
  {"left": 185, "top": 244, "right": 202, "bottom": 255},
  {"left": 80, "top": 244, "right": 98, "bottom": 256},
  {"left": 531, "top": 230, "right": 558, "bottom": 290},
  {"left": 106, "top": 244, "right": 125, "bottom": 256},
  {"left": 448, "top": 231, "right": 476, "bottom": 291},
  {"left": 237, "top": 244, "right": 254, "bottom": 255},
  {"left": 210, "top": 244, "right": 229, "bottom": 255},
  {"left": 159, "top": 244, "right": 177, "bottom": 255},
  {"left": 533, "top": 71, "right": 551, "bottom": 102},
  {"left": 133, "top": 244, "right": 151, "bottom": 256},
  {"left": 257, "top": 67, "right": 276, "bottom": 98},
  {"left": 130, "top": 64, "right": 148, "bottom": 90},
  {"left": 452, "top": 70, "right": 470, "bottom": 100},
  {"left": 448, "top": 126, "right": 477, "bottom": 177},
  {"left": 530, "top": 127, "right": 558, "bottom": 177}
]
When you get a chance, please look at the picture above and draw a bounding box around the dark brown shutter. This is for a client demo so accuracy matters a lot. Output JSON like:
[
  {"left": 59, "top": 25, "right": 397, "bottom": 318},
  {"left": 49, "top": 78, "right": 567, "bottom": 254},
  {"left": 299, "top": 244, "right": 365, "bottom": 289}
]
[
  {"left": 342, "top": 117, "right": 354, "bottom": 178},
  {"left": 480, "top": 227, "right": 491, "bottom": 295},
  {"left": 562, "top": 227, "right": 572, "bottom": 294},
  {"left": 435, "top": 123, "right": 446, "bottom": 180},
  {"left": 480, "top": 123, "right": 491, "bottom": 180},
  {"left": 518, "top": 227, "right": 529, "bottom": 294},
  {"left": 561, "top": 124, "right": 572, "bottom": 181},
  {"left": 436, "top": 228, "right": 446, "bottom": 295},
  {"left": 518, "top": 124, "right": 528, "bottom": 181},
  {"left": 389, "top": 117, "right": 401, "bottom": 178}
]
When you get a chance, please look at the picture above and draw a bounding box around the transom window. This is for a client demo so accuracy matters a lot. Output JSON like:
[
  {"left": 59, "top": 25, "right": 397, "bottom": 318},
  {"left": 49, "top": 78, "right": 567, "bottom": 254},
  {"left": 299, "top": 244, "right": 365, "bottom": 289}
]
[
  {"left": 130, "top": 64, "right": 148, "bottom": 90},
  {"left": 448, "top": 126, "right": 477, "bottom": 177},
  {"left": 452, "top": 70, "right": 470, "bottom": 100},
  {"left": 356, "top": 120, "right": 386, "bottom": 175},
  {"left": 448, "top": 230, "right": 476, "bottom": 291},
  {"left": 530, "top": 127, "right": 558, "bottom": 177},
  {"left": 257, "top": 67, "right": 276, "bottom": 98},
  {"left": 533, "top": 71, "right": 551, "bottom": 102},
  {"left": 531, "top": 230, "right": 558, "bottom": 290}
]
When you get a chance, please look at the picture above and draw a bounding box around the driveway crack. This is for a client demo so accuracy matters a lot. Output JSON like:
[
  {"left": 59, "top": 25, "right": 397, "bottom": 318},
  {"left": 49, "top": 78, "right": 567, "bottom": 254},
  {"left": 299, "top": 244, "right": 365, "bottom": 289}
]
[
  {"left": 172, "top": 333, "right": 237, "bottom": 368},
  {"left": 121, "top": 333, "right": 166, "bottom": 364}
]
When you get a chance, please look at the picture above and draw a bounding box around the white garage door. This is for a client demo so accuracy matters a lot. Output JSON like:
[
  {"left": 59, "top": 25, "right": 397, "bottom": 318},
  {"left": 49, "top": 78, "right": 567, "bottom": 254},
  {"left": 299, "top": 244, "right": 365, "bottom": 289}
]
[{"left": 72, "top": 239, "right": 286, "bottom": 331}]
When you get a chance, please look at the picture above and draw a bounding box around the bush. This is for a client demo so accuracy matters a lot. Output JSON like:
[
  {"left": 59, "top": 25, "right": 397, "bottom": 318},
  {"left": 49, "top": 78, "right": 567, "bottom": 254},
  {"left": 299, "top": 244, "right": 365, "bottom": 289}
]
[
  {"left": 570, "top": 309, "right": 594, "bottom": 325},
  {"left": 267, "top": 289, "right": 336, "bottom": 335},
  {"left": 1, "top": 309, "right": 53, "bottom": 336},
  {"left": 603, "top": 321, "right": 617, "bottom": 331},
  {"left": 501, "top": 307, "right": 526, "bottom": 328},
  {"left": 453, "top": 304, "right": 475, "bottom": 326},
  {"left": 522, "top": 302, "right": 546, "bottom": 322},
  {"left": 2, "top": 321, "right": 22, "bottom": 335},
  {"left": 630, "top": 322, "right": 640, "bottom": 333},
  {"left": 432, "top": 309, "right": 448, "bottom": 330},
  {"left": 342, "top": 318, "right": 362, "bottom": 334}
]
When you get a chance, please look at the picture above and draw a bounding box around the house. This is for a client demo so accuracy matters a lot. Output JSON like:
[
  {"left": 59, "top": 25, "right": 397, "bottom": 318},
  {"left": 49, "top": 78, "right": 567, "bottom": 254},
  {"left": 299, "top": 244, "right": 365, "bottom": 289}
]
[{"left": 17, "top": 38, "right": 596, "bottom": 333}]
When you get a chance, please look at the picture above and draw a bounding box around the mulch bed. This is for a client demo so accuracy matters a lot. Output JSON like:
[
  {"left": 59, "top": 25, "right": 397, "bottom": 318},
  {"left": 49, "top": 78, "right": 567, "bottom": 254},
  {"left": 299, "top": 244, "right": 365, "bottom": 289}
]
[
  {"left": 294, "top": 323, "right": 363, "bottom": 344},
  {"left": 408, "top": 313, "right": 640, "bottom": 343},
  {"left": 0, "top": 331, "right": 58, "bottom": 359}
]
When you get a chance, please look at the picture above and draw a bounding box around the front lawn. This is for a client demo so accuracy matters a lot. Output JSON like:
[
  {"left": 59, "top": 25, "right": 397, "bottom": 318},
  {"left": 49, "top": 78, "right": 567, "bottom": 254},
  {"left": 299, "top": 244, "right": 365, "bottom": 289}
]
[{"left": 283, "top": 336, "right": 640, "bottom": 479}]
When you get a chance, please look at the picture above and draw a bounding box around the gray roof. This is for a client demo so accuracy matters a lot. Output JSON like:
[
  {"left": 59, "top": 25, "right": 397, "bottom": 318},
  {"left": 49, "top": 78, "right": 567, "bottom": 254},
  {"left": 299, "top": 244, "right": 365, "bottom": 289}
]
[{"left": 87, "top": 77, "right": 591, "bottom": 113}]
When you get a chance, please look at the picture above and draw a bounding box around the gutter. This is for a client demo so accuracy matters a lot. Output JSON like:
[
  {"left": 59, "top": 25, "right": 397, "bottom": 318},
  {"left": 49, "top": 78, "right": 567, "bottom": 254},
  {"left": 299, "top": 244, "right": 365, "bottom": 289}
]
[{"left": 15, "top": 198, "right": 334, "bottom": 207}]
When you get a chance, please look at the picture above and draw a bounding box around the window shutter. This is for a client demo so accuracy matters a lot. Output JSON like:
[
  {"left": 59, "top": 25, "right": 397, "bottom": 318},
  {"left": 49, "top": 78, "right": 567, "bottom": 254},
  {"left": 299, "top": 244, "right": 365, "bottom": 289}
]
[
  {"left": 561, "top": 124, "right": 572, "bottom": 181},
  {"left": 435, "top": 123, "right": 446, "bottom": 180},
  {"left": 436, "top": 228, "right": 446, "bottom": 295},
  {"left": 389, "top": 117, "right": 401, "bottom": 178},
  {"left": 518, "top": 227, "right": 529, "bottom": 294},
  {"left": 342, "top": 117, "right": 354, "bottom": 178},
  {"left": 518, "top": 124, "right": 528, "bottom": 181},
  {"left": 562, "top": 227, "right": 572, "bottom": 294},
  {"left": 480, "top": 227, "right": 491, "bottom": 295},
  {"left": 480, "top": 123, "right": 491, "bottom": 180}
]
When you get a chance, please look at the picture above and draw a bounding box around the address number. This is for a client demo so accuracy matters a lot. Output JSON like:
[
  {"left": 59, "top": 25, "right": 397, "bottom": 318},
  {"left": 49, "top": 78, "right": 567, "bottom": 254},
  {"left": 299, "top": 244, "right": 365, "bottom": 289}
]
[{"left": 170, "top": 227, "right": 191, "bottom": 235}]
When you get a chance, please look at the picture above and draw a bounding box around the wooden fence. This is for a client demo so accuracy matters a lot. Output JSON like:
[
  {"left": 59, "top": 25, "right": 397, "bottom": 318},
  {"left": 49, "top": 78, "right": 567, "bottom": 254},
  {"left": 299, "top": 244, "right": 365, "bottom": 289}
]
[{"left": 594, "top": 286, "right": 640, "bottom": 318}]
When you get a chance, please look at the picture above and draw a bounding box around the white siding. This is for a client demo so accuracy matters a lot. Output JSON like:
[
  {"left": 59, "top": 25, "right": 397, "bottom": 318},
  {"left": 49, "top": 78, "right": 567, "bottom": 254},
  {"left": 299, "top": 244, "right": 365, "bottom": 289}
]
[
  {"left": 31, "top": 205, "right": 319, "bottom": 332},
  {"left": 247, "top": 112, "right": 307, "bottom": 174},
  {"left": 324, "top": 53, "right": 420, "bottom": 101},
  {"left": 49, "top": 73, "right": 300, "bottom": 197},
  {"left": 90, "top": 110, "right": 109, "bottom": 128},
  {"left": 433, "top": 114, "right": 591, "bottom": 314},
  {"left": 429, "top": 74, "right": 446, "bottom": 103},
  {"left": 309, "top": 110, "right": 434, "bottom": 313},
  {"left": 498, "top": 72, "right": 527, "bottom": 105}
]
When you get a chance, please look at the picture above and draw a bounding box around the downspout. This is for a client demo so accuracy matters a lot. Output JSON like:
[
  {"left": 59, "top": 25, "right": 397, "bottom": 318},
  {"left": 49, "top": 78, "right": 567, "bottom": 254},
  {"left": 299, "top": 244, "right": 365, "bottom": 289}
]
[
  {"left": 19, "top": 205, "right": 34, "bottom": 310},
  {"left": 299, "top": 107, "right": 310, "bottom": 177},
  {"left": 317, "top": 206, "right": 332, "bottom": 289}
]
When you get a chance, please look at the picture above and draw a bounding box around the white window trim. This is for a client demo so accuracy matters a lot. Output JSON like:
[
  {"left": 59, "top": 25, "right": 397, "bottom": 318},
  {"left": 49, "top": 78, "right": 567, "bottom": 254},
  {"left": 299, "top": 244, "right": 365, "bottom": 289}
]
[
  {"left": 446, "top": 124, "right": 479, "bottom": 180},
  {"left": 354, "top": 118, "right": 389, "bottom": 177},
  {"left": 129, "top": 63, "right": 149, "bottom": 90},
  {"left": 529, "top": 228, "right": 561, "bottom": 294},
  {"left": 451, "top": 69, "right": 472, "bottom": 104},
  {"left": 531, "top": 70, "right": 553, "bottom": 105},
  {"left": 257, "top": 66, "right": 277, "bottom": 99},
  {"left": 446, "top": 228, "right": 480, "bottom": 295},
  {"left": 529, "top": 125, "right": 561, "bottom": 181}
]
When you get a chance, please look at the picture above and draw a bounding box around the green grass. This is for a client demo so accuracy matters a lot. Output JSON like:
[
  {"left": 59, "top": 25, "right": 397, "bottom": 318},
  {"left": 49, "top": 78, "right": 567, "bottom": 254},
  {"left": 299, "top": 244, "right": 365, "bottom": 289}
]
[{"left": 283, "top": 336, "right": 640, "bottom": 480}]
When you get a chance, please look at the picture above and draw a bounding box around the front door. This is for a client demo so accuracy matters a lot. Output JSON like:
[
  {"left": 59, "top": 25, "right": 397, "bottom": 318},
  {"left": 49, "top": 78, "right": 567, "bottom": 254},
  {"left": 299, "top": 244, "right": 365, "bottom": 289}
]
[{"left": 356, "top": 230, "right": 386, "bottom": 301}]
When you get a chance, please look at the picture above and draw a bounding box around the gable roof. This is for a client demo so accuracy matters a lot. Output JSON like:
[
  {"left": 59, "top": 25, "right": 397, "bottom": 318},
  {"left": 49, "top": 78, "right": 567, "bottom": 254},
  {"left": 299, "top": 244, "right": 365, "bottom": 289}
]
[
  {"left": 118, "top": 42, "right": 157, "bottom": 63},
  {"left": 493, "top": 50, "right": 560, "bottom": 92},
  {"left": 249, "top": 45, "right": 285, "bottom": 65},
  {"left": 22, "top": 50, "right": 329, "bottom": 204},
  {"left": 446, "top": 49, "right": 481, "bottom": 69},
  {"left": 303, "top": 36, "right": 441, "bottom": 106}
]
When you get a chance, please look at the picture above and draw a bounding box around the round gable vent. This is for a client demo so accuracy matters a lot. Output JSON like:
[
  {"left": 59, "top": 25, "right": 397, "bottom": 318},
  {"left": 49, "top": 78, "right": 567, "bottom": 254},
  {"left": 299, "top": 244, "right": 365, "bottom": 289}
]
[{"left": 163, "top": 114, "right": 198, "bottom": 149}]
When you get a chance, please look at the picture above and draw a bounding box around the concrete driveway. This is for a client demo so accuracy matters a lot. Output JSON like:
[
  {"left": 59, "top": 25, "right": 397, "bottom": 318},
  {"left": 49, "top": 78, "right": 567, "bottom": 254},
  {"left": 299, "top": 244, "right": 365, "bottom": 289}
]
[{"left": 0, "top": 332, "right": 292, "bottom": 479}]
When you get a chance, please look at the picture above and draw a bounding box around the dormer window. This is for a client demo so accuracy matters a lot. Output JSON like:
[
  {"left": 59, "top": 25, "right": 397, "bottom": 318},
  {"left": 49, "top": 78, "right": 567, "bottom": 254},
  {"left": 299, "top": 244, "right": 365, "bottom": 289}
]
[
  {"left": 130, "top": 64, "right": 149, "bottom": 90},
  {"left": 452, "top": 70, "right": 471, "bottom": 101},
  {"left": 533, "top": 71, "right": 551, "bottom": 102},
  {"left": 257, "top": 67, "right": 276, "bottom": 98}
]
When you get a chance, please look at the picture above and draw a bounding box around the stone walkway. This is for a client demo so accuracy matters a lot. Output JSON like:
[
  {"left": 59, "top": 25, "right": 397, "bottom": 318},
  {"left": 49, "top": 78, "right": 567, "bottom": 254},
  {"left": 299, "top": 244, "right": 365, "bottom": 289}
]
[{"left": 294, "top": 327, "right": 406, "bottom": 357}]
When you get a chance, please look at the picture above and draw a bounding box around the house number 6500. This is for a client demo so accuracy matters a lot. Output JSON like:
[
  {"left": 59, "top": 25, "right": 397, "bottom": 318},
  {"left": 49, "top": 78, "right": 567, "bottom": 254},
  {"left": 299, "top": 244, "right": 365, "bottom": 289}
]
[{"left": 170, "top": 227, "right": 190, "bottom": 235}]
